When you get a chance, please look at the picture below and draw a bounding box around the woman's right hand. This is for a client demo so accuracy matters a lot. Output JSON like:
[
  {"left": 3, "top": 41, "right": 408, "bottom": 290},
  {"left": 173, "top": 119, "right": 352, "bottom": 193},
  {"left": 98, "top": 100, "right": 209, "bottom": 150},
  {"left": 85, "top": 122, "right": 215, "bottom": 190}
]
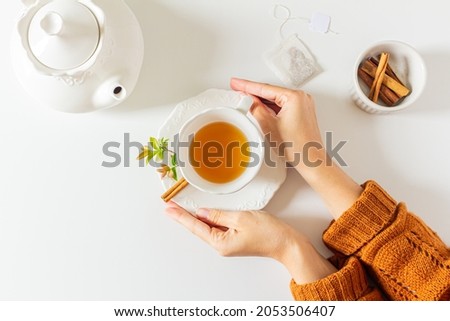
[
  {"left": 231, "top": 78, "right": 363, "bottom": 219},
  {"left": 230, "top": 78, "right": 326, "bottom": 166}
]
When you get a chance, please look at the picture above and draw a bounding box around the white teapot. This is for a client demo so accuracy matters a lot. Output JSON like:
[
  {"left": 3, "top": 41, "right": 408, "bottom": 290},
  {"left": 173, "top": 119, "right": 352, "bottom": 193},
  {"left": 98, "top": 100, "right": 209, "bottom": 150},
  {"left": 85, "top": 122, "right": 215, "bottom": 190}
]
[{"left": 11, "top": 0, "right": 144, "bottom": 113}]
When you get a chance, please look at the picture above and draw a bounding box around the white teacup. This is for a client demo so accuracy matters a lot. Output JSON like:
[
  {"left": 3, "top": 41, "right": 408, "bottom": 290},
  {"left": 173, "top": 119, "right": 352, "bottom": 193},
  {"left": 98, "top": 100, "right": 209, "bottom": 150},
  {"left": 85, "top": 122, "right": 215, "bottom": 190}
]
[{"left": 177, "top": 96, "right": 264, "bottom": 194}]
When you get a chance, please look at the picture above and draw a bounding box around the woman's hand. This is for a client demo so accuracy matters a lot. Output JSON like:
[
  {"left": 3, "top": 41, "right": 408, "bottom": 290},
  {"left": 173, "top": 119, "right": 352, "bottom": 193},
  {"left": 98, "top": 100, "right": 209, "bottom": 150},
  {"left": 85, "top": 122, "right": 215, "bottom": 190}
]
[
  {"left": 231, "top": 78, "right": 324, "bottom": 166},
  {"left": 165, "top": 202, "right": 337, "bottom": 284},
  {"left": 231, "top": 78, "right": 363, "bottom": 219}
]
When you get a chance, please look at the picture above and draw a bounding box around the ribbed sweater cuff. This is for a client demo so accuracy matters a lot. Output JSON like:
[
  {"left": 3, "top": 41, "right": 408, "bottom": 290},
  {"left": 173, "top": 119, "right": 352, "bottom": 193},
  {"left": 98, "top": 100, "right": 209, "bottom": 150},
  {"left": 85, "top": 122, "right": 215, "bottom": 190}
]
[
  {"left": 290, "top": 257, "right": 370, "bottom": 301},
  {"left": 323, "top": 180, "right": 397, "bottom": 255}
]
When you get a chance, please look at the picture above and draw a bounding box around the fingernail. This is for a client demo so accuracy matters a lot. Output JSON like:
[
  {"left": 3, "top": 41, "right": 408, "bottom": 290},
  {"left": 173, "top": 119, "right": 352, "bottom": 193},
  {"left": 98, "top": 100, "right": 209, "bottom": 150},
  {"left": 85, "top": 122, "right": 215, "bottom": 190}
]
[{"left": 196, "top": 208, "right": 210, "bottom": 219}]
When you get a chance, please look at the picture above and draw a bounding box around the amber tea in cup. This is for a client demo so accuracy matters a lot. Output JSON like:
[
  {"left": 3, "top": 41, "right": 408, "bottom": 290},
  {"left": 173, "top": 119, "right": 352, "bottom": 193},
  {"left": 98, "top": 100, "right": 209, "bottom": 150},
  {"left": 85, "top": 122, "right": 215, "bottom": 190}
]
[
  {"left": 189, "top": 121, "right": 250, "bottom": 184},
  {"left": 178, "top": 101, "right": 263, "bottom": 195}
]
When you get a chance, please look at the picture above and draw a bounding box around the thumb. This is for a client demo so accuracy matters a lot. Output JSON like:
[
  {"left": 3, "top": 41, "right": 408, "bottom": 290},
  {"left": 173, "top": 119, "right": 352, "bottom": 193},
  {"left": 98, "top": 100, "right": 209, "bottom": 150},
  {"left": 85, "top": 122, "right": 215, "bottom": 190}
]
[
  {"left": 196, "top": 208, "right": 241, "bottom": 229},
  {"left": 250, "top": 97, "right": 278, "bottom": 136}
]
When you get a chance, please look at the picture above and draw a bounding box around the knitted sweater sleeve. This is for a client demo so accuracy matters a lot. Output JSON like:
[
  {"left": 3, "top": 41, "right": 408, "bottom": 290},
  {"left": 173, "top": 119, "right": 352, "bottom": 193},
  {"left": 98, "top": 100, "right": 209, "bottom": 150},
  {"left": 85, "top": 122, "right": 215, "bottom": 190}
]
[{"left": 290, "top": 180, "right": 450, "bottom": 301}]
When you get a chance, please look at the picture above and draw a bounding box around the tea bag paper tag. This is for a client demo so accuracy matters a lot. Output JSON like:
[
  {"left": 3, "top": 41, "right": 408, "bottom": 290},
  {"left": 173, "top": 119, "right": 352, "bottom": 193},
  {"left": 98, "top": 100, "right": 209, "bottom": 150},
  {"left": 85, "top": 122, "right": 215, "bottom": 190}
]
[
  {"left": 309, "top": 12, "right": 331, "bottom": 34},
  {"left": 263, "top": 34, "right": 320, "bottom": 88}
]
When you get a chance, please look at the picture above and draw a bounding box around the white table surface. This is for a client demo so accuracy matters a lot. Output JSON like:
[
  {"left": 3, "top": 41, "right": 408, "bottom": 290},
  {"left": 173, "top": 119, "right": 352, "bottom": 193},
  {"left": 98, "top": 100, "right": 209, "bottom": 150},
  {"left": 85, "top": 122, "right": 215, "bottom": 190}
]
[{"left": 1, "top": 0, "right": 449, "bottom": 300}]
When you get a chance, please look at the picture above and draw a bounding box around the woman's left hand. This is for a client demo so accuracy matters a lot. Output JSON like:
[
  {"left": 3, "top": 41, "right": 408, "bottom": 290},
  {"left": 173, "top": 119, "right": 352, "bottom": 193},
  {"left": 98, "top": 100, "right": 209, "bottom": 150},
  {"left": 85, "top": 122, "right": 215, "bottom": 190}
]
[
  {"left": 166, "top": 202, "right": 298, "bottom": 259},
  {"left": 165, "top": 202, "right": 337, "bottom": 284}
]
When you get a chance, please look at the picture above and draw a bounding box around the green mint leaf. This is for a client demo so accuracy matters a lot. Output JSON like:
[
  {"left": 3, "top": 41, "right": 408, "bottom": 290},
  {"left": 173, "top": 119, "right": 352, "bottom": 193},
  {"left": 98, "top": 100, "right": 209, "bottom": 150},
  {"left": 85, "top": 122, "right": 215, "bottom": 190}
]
[
  {"left": 159, "top": 138, "right": 169, "bottom": 150},
  {"left": 171, "top": 154, "right": 177, "bottom": 167},
  {"left": 170, "top": 167, "right": 178, "bottom": 181},
  {"left": 155, "top": 149, "right": 164, "bottom": 162},
  {"left": 150, "top": 137, "right": 159, "bottom": 151},
  {"left": 145, "top": 149, "right": 155, "bottom": 164},
  {"left": 137, "top": 147, "right": 149, "bottom": 160}
]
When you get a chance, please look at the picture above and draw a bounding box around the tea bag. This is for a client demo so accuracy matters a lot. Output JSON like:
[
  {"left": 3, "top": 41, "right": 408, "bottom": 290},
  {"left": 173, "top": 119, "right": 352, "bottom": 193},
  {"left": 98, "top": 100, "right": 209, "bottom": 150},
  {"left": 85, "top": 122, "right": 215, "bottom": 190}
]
[{"left": 264, "top": 34, "right": 319, "bottom": 88}]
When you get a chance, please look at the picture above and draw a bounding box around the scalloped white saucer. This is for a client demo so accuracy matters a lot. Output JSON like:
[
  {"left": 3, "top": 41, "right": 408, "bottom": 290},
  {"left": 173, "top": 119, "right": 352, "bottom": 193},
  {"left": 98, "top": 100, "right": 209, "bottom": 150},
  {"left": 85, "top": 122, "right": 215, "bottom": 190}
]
[{"left": 158, "top": 89, "right": 287, "bottom": 212}]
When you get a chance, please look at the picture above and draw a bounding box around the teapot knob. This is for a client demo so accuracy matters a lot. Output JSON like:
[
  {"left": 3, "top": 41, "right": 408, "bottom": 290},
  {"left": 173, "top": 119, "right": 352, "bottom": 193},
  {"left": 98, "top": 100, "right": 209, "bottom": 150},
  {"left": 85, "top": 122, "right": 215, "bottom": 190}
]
[{"left": 40, "top": 12, "right": 64, "bottom": 36}]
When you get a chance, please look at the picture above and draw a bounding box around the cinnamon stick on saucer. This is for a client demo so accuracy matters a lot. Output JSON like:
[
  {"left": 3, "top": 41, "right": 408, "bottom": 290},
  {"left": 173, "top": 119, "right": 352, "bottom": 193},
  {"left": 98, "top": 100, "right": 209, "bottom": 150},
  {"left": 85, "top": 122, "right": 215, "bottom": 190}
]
[{"left": 161, "top": 177, "right": 189, "bottom": 202}]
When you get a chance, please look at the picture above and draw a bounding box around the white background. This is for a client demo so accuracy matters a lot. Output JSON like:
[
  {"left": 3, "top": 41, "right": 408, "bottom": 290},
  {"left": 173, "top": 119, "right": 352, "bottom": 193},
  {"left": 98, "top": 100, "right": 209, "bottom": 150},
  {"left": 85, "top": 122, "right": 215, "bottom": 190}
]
[{"left": 1, "top": 0, "right": 449, "bottom": 300}]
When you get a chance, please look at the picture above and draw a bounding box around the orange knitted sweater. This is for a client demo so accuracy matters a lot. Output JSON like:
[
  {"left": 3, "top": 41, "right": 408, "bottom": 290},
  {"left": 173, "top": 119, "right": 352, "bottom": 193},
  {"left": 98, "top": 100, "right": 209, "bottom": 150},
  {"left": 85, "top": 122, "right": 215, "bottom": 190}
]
[{"left": 290, "top": 181, "right": 450, "bottom": 301}]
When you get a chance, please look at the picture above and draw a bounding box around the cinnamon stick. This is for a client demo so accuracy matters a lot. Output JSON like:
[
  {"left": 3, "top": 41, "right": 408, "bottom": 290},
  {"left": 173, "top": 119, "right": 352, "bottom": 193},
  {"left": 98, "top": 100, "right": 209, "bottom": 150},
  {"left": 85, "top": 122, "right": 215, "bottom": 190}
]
[
  {"left": 161, "top": 177, "right": 189, "bottom": 202},
  {"left": 369, "top": 52, "right": 390, "bottom": 102},
  {"left": 361, "top": 60, "right": 410, "bottom": 97},
  {"left": 358, "top": 68, "right": 400, "bottom": 106},
  {"left": 370, "top": 57, "right": 403, "bottom": 85}
]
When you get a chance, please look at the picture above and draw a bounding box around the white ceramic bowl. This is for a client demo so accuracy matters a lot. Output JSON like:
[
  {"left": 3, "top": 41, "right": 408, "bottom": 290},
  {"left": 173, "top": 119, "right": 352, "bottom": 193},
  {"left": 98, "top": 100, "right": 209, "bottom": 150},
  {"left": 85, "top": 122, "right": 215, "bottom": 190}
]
[
  {"left": 352, "top": 40, "right": 427, "bottom": 114},
  {"left": 178, "top": 107, "right": 264, "bottom": 195}
]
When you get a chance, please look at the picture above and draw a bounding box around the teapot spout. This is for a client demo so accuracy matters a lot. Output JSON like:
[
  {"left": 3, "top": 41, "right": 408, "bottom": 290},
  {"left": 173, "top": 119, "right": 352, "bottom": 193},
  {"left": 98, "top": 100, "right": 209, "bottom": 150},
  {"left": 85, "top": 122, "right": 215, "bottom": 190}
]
[{"left": 93, "top": 79, "right": 127, "bottom": 109}]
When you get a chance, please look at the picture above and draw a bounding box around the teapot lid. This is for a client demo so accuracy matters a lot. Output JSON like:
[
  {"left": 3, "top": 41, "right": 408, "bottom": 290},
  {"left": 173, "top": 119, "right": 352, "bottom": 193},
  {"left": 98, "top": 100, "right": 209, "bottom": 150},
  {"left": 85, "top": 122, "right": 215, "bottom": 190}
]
[{"left": 27, "top": 1, "right": 100, "bottom": 71}]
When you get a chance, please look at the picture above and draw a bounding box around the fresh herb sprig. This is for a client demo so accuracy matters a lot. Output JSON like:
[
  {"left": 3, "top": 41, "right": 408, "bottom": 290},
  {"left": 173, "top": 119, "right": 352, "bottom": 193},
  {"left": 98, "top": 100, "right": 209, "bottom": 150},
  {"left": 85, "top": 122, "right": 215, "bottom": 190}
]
[{"left": 137, "top": 137, "right": 179, "bottom": 181}]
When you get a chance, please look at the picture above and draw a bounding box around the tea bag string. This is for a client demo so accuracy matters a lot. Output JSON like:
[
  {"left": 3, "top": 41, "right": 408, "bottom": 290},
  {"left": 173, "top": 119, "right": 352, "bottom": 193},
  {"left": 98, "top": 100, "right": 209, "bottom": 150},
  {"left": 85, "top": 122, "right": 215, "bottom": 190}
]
[{"left": 273, "top": 4, "right": 339, "bottom": 39}]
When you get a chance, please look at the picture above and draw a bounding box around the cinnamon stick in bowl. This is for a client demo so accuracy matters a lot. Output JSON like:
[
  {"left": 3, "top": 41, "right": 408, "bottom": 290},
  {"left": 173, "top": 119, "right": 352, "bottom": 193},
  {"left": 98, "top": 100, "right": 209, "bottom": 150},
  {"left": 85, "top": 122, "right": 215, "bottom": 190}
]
[
  {"left": 352, "top": 40, "right": 426, "bottom": 114},
  {"left": 357, "top": 68, "right": 400, "bottom": 106}
]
